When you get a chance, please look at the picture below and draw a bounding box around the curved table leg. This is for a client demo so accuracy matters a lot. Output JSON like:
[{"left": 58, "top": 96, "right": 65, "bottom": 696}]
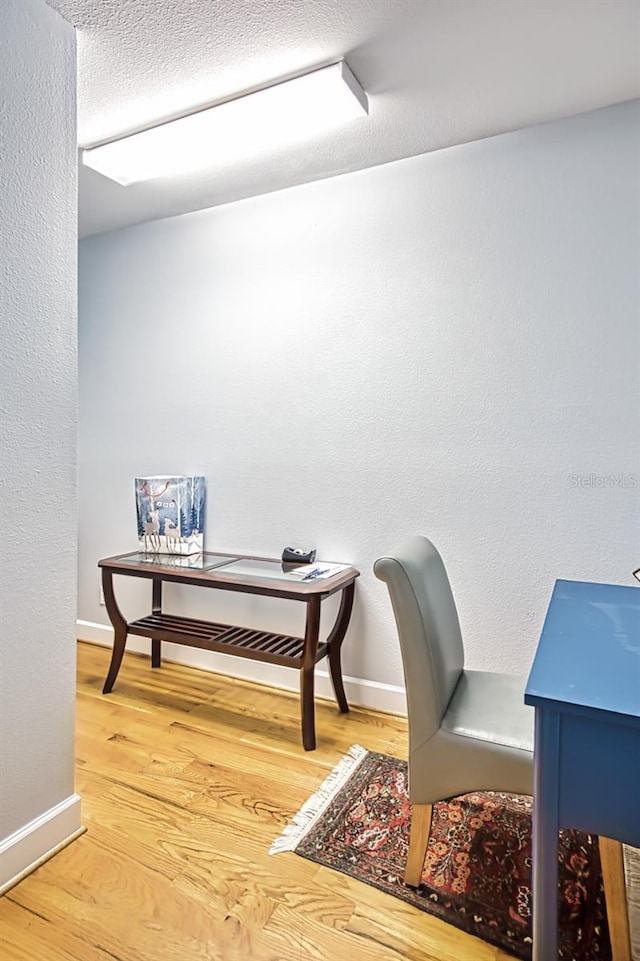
[
  {"left": 326, "top": 582, "right": 355, "bottom": 714},
  {"left": 101, "top": 568, "right": 129, "bottom": 694},
  {"left": 300, "top": 595, "right": 321, "bottom": 751}
]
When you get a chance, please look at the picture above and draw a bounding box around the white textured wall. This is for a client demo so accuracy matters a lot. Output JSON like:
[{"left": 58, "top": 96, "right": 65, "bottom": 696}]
[
  {"left": 78, "top": 101, "right": 639, "bottom": 695},
  {"left": 0, "top": 1, "right": 77, "bottom": 839}
]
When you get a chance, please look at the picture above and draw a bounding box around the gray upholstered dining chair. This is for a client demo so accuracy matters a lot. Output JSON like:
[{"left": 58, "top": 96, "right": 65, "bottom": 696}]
[{"left": 374, "top": 535, "right": 631, "bottom": 960}]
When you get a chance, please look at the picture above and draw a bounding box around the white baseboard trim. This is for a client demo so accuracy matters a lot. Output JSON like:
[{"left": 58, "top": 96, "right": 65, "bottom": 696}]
[
  {"left": 77, "top": 619, "right": 407, "bottom": 717},
  {"left": 0, "top": 794, "right": 84, "bottom": 895}
]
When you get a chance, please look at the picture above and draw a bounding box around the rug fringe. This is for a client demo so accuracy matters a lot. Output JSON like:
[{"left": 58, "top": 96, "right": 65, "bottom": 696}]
[{"left": 269, "top": 744, "right": 368, "bottom": 855}]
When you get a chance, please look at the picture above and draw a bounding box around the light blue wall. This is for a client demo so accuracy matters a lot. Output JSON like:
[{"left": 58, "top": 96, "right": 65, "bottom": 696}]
[
  {"left": 78, "top": 100, "right": 640, "bottom": 695},
  {"left": 0, "top": 0, "right": 77, "bottom": 846}
]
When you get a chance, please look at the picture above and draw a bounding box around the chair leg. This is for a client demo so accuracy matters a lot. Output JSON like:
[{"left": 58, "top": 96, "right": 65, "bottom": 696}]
[
  {"left": 405, "top": 803, "right": 433, "bottom": 887},
  {"left": 599, "top": 836, "right": 631, "bottom": 961}
]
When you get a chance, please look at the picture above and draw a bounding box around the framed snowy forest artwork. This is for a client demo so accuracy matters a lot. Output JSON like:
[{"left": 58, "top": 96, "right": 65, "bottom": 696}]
[{"left": 135, "top": 476, "right": 205, "bottom": 555}]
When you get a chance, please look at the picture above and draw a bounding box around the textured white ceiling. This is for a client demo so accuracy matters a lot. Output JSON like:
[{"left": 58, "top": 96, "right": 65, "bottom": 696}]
[{"left": 45, "top": 0, "right": 640, "bottom": 238}]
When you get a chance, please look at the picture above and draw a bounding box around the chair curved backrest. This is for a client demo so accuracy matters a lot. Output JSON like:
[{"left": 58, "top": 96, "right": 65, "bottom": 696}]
[{"left": 374, "top": 535, "right": 464, "bottom": 744}]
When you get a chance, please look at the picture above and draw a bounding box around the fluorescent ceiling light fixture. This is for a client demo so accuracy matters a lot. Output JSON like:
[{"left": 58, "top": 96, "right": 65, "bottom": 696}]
[{"left": 82, "top": 61, "right": 368, "bottom": 186}]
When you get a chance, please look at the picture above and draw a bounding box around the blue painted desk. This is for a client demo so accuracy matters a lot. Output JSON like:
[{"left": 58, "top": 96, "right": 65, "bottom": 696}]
[{"left": 525, "top": 579, "right": 640, "bottom": 960}]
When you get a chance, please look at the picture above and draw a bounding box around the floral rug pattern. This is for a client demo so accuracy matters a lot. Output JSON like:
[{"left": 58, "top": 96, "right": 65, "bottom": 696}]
[{"left": 284, "top": 749, "right": 611, "bottom": 960}]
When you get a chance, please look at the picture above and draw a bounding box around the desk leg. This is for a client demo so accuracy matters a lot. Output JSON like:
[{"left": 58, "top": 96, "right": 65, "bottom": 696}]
[
  {"left": 532, "top": 708, "right": 560, "bottom": 961},
  {"left": 151, "top": 579, "right": 162, "bottom": 668},
  {"left": 300, "top": 595, "right": 321, "bottom": 751},
  {"left": 102, "top": 569, "right": 129, "bottom": 694},
  {"left": 326, "top": 582, "right": 355, "bottom": 714}
]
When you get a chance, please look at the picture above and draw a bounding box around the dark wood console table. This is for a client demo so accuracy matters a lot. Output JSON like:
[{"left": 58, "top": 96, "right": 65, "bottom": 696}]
[{"left": 98, "top": 551, "right": 360, "bottom": 750}]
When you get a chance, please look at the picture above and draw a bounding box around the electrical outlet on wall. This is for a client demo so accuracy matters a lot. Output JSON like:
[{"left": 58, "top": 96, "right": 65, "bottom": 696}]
[{"left": 99, "top": 584, "right": 105, "bottom": 605}]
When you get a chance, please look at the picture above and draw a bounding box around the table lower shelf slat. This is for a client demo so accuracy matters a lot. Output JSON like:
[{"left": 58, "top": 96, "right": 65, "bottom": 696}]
[{"left": 128, "top": 612, "right": 328, "bottom": 668}]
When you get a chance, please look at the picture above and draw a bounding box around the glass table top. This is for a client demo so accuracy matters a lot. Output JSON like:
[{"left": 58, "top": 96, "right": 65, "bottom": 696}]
[{"left": 119, "top": 552, "right": 237, "bottom": 571}]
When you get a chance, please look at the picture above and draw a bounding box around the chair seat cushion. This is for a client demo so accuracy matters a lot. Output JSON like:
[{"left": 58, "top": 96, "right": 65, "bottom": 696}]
[{"left": 442, "top": 670, "right": 534, "bottom": 753}]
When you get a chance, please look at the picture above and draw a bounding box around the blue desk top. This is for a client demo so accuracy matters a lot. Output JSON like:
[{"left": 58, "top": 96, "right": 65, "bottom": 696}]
[{"left": 525, "top": 579, "right": 640, "bottom": 720}]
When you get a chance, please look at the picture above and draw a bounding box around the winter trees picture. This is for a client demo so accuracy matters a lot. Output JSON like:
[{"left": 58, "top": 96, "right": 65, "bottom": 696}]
[{"left": 135, "top": 476, "right": 205, "bottom": 555}]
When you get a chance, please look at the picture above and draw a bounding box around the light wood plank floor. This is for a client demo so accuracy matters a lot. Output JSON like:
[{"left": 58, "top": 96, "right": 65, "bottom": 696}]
[{"left": 0, "top": 642, "right": 515, "bottom": 961}]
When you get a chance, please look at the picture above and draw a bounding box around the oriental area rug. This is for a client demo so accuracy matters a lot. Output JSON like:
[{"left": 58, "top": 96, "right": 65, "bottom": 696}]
[{"left": 270, "top": 746, "right": 611, "bottom": 960}]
